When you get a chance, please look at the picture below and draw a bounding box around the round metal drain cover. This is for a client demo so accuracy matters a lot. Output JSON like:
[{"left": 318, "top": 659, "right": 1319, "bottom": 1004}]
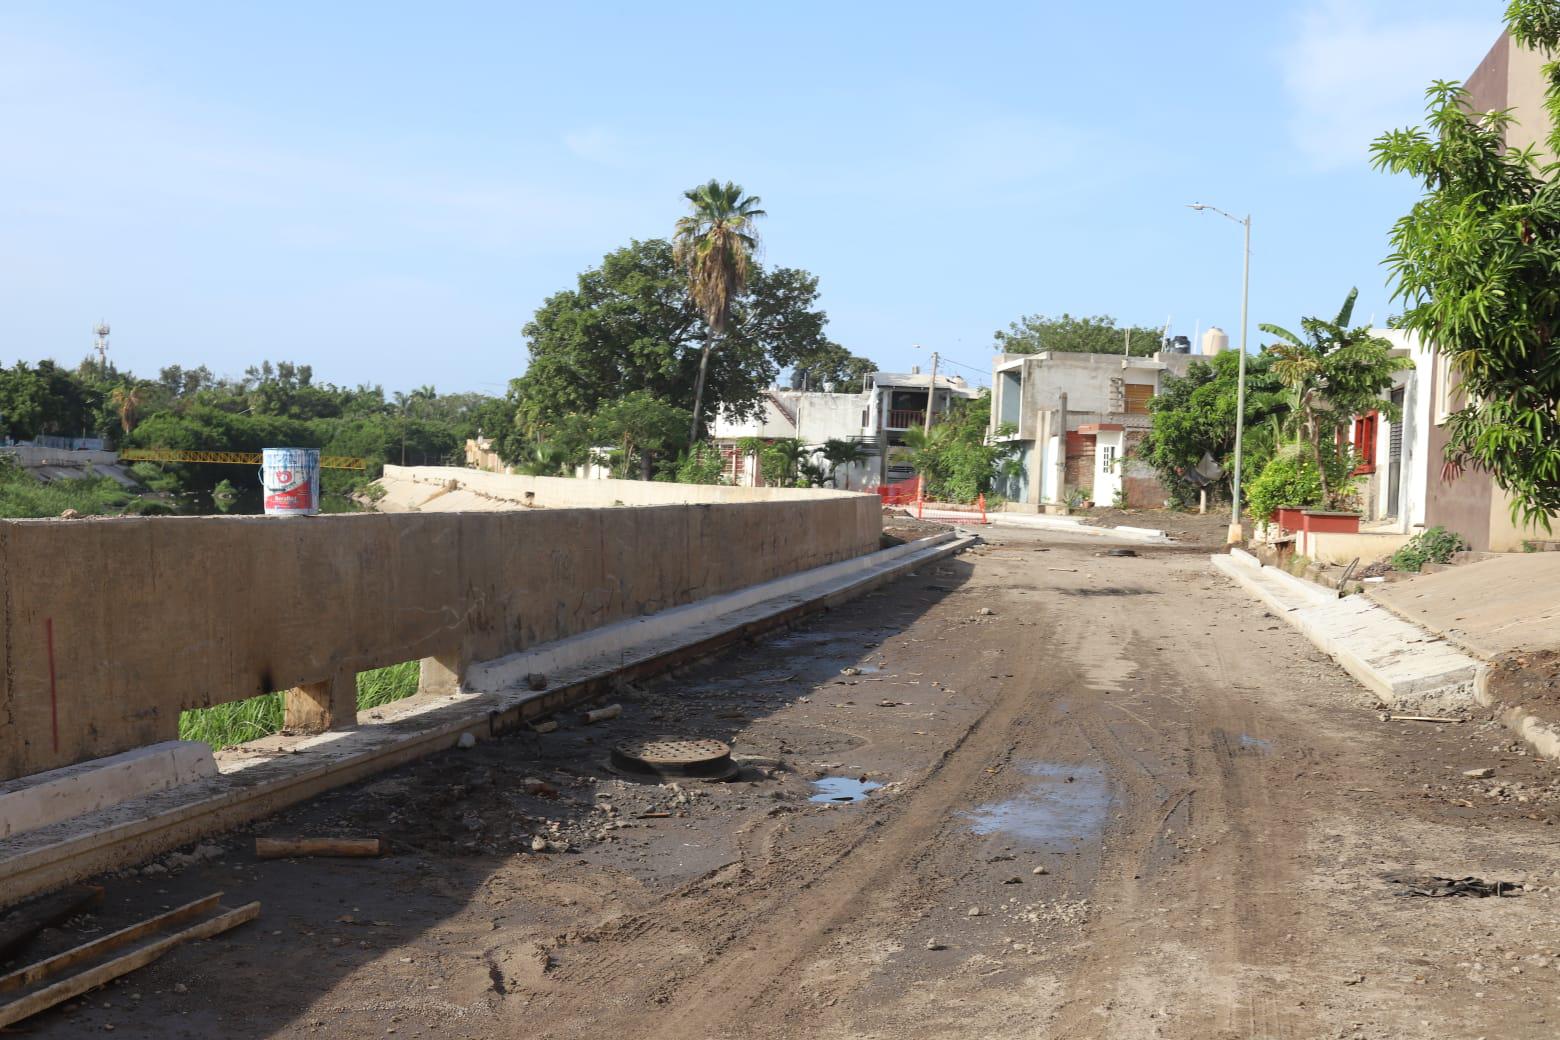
[{"left": 610, "top": 736, "right": 736, "bottom": 780}]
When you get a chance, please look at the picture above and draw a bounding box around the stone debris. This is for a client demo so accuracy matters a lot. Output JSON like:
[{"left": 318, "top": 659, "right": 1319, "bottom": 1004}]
[
  {"left": 456, "top": 732, "right": 477, "bottom": 749},
  {"left": 1463, "top": 767, "right": 1495, "bottom": 779}
]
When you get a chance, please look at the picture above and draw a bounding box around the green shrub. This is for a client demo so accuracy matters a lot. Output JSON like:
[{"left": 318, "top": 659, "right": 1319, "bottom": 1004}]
[
  {"left": 0, "top": 460, "right": 135, "bottom": 518},
  {"left": 1389, "top": 526, "right": 1469, "bottom": 573},
  {"left": 1245, "top": 453, "right": 1323, "bottom": 522}
]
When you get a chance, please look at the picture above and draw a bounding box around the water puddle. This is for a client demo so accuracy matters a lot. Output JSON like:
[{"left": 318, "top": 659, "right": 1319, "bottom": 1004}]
[
  {"left": 1238, "top": 734, "right": 1272, "bottom": 754},
  {"left": 810, "top": 776, "right": 883, "bottom": 803},
  {"left": 963, "top": 763, "right": 1110, "bottom": 849}
]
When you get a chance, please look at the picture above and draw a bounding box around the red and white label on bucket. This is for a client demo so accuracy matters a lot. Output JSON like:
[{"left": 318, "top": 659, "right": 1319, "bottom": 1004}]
[{"left": 260, "top": 448, "right": 320, "bottom": 515}]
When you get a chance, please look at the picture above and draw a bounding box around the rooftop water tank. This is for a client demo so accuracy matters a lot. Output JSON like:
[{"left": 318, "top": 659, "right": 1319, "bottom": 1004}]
[{"left": 1201, "top": 326, "right": 1229, "bottom": 355}]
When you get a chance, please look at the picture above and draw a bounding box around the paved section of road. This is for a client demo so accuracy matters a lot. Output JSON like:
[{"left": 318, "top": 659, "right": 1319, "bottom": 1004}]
[{"left": 17, "top": 527, "right": 1560, "bottom": 1039}]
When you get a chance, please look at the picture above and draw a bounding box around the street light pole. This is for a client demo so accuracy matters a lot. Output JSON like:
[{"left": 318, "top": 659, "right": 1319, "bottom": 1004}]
[{"left": 1188, "top": 203, "right": 1252, "bottom": 545}]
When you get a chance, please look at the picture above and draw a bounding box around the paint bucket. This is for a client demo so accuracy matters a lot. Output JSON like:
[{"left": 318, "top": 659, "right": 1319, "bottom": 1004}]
[{"left": 260, "top": 447, "right": 320, "bottom": 516}]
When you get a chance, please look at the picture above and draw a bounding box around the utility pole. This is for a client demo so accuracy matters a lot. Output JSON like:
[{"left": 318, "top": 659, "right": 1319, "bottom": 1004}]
[
  {"left": 1187, "top": 203, "right": 1253, "bottom": 544},
  {"left": 922, "top": 352, "right": 940, "bottom": 435}
]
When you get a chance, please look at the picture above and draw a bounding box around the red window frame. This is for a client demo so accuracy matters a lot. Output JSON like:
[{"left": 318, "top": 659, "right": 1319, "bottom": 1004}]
[{"left": 1351, "top": 411, "right": 1378, "bottom": 475}]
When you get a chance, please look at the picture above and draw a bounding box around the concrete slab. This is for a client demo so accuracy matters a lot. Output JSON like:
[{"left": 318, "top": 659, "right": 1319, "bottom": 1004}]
[
  {"left": 0, "top": 741, "right": 216, "bottom": 839},
  {"left": 1368, "top": 553, "right": 1560, "bottom": 658}
]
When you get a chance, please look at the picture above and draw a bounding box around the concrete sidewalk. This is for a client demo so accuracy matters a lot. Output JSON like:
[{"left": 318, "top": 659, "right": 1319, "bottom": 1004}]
[
  {"left": 1213, "top": 549, "right": 1560, "bottom": 762},
  {"left": 1369, "top": 553, "right": 1560, "bottom": 658}
]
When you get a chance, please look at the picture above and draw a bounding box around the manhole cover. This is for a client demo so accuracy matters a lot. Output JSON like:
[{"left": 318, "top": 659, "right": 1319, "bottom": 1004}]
[{"left": 610, "top": 736, "right": 736, "bottom": 780}]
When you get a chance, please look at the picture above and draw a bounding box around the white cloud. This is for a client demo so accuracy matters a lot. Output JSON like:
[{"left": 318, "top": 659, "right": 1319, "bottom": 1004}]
[{"left": 1282, "top": 1, "right": 1499, "bottom": 170}]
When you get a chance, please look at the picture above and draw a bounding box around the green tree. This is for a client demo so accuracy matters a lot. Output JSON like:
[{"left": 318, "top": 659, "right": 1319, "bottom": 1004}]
[
  {"left": 1370, "top": 0, "right": 1560, "bottom": 527},
  {"left": 509, "top": 239, "right": 839, "bottom": 455},
  {"left": 591, "top": 391, "right": 690, "bottom": 479},
  {"left": 994, "top": 313, "right": 1167, "bottom": 357},
  {"left": 820, "top": 438, "right": 869, "bottom": 489},
  {"left": 1259, "top": 288, "right": 1410, "bottom": 506},
  {"left": 673, "top": 180, "right": 766, "bottom": 441},
  {"left": 1135, "top": 351, "right": 1289, "bottom": 508},
  {"left": 901, "top": 395, "right": 1017, "bottom": 502},
  {"left": 108, "top": 383, "right": 144, "bottom": 435}
]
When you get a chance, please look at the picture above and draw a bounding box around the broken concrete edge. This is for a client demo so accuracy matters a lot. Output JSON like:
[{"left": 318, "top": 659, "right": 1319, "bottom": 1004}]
[
  {"left": 1211, "top": 553, "right": 1560, "bottom": 763},
  {"left": 0, "top": 742, "right": 217, "bottom": 841},
  {"left": 0, "top": 532, "right": 974, "bottom": 910},
  {"left": 1472, "top": 664, "right": 1560, "bottom": 762}
]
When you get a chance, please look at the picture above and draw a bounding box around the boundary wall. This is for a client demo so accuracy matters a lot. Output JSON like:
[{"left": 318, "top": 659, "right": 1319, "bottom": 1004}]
[{"left": 0, "top": 481, "right": 879, "bottom": 781}]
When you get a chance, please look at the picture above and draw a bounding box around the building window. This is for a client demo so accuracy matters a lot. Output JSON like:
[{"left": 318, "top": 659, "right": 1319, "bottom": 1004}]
[
  {"left": 1124, "top": 384, "right": 1154, "bottom": 415},
  {"left": 1352, "top": 412, "right": 1378, "bottom": 474},
  {"left": 1101, "top": 445, "right": 1117, "bottom": 470}
]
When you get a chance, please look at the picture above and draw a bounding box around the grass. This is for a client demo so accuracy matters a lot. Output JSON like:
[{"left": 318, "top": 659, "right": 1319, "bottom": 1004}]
[
  {"left": 178, "top": 660, "right": 422, "bottom": 749},
  {"left": 0, "top": 461, "right": 136, "bottom": 518}
]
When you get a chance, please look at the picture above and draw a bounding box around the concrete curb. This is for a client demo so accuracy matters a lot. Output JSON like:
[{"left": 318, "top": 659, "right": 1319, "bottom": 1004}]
[
  {"left": 1210, "top": 551, "right": 1478, "bottom": 709},
  {"left": 1212, "top": 551, "right": 1560, "bottom": 762},
  {"left": 0, "top": 532, "right": 974, "bottom": 909}
]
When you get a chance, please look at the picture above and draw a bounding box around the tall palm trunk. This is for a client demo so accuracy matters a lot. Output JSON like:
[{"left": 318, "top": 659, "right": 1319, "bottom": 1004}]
[{"left": 689, "top": 333, "right": 716, "bottom": 443}]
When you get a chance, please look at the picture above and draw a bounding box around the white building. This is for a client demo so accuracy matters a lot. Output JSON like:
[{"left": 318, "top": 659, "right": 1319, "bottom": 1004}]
[
  {"left": 990, "top": 349, "right": 1198, "bottom": 510},
  {"left": 711, "top": 371, "right": 982, "bottom": 489}
]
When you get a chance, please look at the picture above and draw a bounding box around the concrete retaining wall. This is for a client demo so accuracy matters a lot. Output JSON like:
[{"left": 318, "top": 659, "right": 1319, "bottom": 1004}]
[{"left": 0, "top": 490, "right": 880, "bottom": 781}]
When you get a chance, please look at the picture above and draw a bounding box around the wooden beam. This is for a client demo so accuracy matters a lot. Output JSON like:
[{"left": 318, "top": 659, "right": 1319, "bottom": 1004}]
[
  {"left": 0, "top": 893, "right": 220, "bottom": 995},
  {"left": 254, "top": 837, "right": 382, "bottom": 860},
  {"left": 0, "top": 901, "right": 259, "bottom": 1028}
]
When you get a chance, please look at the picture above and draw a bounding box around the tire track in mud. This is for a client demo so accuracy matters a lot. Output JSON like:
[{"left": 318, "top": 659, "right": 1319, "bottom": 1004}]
[{"left": 520, "top": 578, "right": 1065, "bottom": 1040}]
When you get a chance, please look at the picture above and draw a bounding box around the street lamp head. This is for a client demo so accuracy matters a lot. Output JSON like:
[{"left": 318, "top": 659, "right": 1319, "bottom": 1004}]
[{"left": 1187, "top": 203, "right": 1207, "bottom": 211}]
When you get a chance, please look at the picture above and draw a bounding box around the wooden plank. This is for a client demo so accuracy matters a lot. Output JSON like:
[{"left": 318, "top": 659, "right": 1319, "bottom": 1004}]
[
  {"left": 0, "top": 902, "right": 259, "bottom": 1028},
  {"left": 0, "top": 893, "right": 220, "bottom": 995},
  {"left": 254, "top": 837, "right": 383, "bottom": 860},
  {"left": 0, "top": 887, "right": 103, "bottom": 964}
]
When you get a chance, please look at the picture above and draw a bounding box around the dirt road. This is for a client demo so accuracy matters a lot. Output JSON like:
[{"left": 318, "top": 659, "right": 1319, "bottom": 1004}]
[{"left": 16, "top": 526, "right": 1560, "bottom": 1039}]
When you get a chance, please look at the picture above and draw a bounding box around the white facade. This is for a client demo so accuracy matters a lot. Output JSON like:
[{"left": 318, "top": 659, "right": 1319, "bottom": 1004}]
[
  {"left": 1356, "top": 328, "right": 1432, "bottom": 533},
  {"left": 989, "top": 350, "right": 1198, "bottom": 510},
  {"left": 712, "top": 373, "right": 980, "bottom": 489}
]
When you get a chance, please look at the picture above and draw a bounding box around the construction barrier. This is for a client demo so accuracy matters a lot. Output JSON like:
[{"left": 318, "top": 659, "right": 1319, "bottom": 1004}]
[{"left": 877, "top": 478, "right": 989, "bottom": 524}]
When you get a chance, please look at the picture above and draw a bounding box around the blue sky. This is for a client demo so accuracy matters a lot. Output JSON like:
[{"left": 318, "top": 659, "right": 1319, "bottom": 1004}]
[{"left": 0, "top": 1, "right": 1504, "bottom": 395}]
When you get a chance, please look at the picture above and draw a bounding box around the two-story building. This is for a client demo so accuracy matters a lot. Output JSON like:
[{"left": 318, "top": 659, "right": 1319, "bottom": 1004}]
[
  {"left": 711, "top": 369, "right": 981, "bottom": 488},
  {"left": 989, "top": 349, "right": 1198, "bottom": 511}
]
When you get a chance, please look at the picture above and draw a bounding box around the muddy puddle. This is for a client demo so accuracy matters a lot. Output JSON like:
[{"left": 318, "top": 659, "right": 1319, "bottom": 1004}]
[
  {"left": 810, "top": 777, "right": 883, "bottom": 803},
  {"left": 963, "top": 763, "right": 1110, "bottom": 849}
]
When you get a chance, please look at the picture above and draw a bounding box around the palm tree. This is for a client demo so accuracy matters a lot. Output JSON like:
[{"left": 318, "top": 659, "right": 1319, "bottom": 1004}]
[
  {"left": 108, "top": 383, "right": 143, "bottom": 436},
  {"left": 820, "top": 438, "right": 869, "bottom": 489},
  {"left": 673, "top": 180, "right": 765, "bottom": 442},
  {"left": 517, "top": 439, "right": 572, "bottom": 477},
  {"left": 1260, "top": 288, "right": 1410, "bottom": 505}
]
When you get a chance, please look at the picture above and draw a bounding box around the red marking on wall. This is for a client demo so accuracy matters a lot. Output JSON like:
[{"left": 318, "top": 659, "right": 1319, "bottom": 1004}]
[{"left": 45, "top": 617, "right": 59, "bottom": 752}]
